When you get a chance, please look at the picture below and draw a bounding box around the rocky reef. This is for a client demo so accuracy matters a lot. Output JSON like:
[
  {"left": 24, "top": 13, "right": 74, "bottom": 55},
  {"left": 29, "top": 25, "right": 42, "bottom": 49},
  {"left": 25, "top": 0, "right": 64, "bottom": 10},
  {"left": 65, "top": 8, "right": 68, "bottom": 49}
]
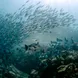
[{"left": 1, "top": 38, "right": 78, "bottom": 78}]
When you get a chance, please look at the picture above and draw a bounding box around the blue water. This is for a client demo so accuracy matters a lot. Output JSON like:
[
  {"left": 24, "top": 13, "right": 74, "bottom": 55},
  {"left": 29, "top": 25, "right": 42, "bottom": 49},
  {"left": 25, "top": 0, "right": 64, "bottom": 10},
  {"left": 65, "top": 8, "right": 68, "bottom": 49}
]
[{"left": 0, "top": 0, "right": 78, "bottom": 78}]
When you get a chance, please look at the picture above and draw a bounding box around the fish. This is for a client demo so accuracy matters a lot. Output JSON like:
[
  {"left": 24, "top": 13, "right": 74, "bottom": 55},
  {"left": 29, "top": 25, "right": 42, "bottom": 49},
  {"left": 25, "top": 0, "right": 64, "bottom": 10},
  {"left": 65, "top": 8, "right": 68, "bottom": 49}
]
[
  {"left": 0, "top": 0, "right": 76, "bottom": 53},
  {"left": 25, "top": 45, "right": 28, "bottom": 50},
  {"left": 56, "top": 38, "right": 63, "bottom": 42},
  {"left": 64, "top": 38, "right": 68, "bottom": 42}
]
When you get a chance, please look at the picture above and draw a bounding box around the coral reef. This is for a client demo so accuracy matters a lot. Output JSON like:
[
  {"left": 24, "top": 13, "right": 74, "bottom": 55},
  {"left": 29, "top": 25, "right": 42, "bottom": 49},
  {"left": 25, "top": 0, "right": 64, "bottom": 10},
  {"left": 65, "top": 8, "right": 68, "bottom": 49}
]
[
  {"left": 2, "top": 38, "right": 77, "bottom": 78},
  {"left": 1, "top": 38, "right": 78, "bottom": 78}
]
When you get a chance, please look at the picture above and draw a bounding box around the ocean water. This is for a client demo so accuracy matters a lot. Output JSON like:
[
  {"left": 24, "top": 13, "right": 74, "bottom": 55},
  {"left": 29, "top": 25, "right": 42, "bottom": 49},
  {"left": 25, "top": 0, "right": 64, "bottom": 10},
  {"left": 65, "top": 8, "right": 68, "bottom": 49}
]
[{"left": 0, "top": 0, "right": 78, "bottom": 78}]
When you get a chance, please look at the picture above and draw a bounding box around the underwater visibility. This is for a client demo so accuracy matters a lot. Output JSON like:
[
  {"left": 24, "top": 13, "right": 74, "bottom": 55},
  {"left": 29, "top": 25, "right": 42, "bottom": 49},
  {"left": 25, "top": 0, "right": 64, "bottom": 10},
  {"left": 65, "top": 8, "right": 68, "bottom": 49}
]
[{"left": 0, "top": 0, "right": 78, "bottom": 78}]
